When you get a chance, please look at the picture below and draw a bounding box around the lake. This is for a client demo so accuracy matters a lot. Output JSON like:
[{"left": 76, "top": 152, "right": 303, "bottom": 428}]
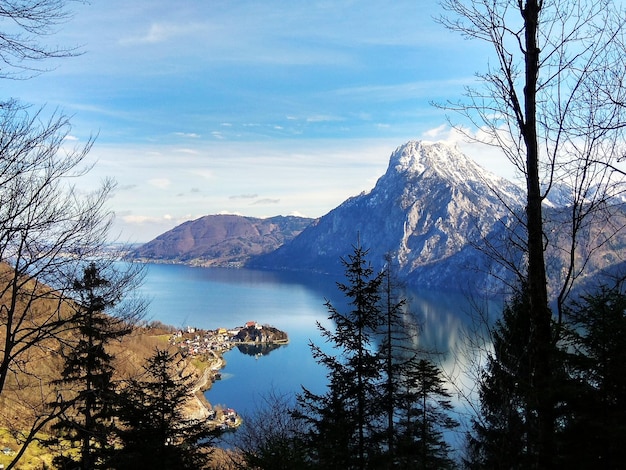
[{"left": 137, "top": 262, "right": 498, "bottom": 422}]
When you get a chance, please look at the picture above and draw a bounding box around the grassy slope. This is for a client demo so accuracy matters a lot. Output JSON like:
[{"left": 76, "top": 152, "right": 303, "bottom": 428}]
[{"left": 0, "top": 273, "right": 217, "bottom": 469}]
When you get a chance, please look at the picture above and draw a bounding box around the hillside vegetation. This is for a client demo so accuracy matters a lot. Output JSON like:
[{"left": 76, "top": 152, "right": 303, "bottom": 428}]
[
  {"left": 0, "top": 284, "right": 214, "bottom": 468},
  {"left": 130, "top": 214, "right": 313, "bottom": 267}
]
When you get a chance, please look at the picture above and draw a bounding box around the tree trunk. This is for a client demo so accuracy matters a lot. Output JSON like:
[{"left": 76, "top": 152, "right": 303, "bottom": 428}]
[{"left": 522, "top": 1, "right": 555, "bottom": 467}]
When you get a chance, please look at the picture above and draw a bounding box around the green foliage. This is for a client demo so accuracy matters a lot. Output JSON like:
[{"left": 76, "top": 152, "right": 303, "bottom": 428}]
[
  {"left": 465, "top": 285, "right": 538, "bottom": 469},
  {"left": 377, "top": 254, "right": 408, "bottom": 461},
  {"left": 111, "top": 348, "right": 216, "bottom": 470},
  {"left": 376, "top": 254, "right": 458, "bottom": 469},
  {"left": 395, "top": 358, "right": 458, "bottom": 470},
  {"left": 297, "top": 243, "right": 384, "bottom": 469},
  {"left": 466, "top": 282, "right": 626, "bottom": 468},
  {"left": 49, "top": 262, "right": 131, "bottom": 470},
  {"left": 295, "top": 243, "right": 458, "bottom": 470},
  {"left": 559, "top": 286, "right": 626, "bottom": 467}
]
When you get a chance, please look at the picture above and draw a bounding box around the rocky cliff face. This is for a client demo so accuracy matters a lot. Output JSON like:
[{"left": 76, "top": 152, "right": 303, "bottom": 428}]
[
  {"left": 248, "top": 140, "right": 626, "bottom": 295},
  {"left": 133, "top": 140, "right": 626, "bottom": 296},
  {"left": 248, "top": 141, "right": 526, "bottom": 293},
  {"left": 130, "top": 214, "right": 313, "bottom": 267},
  {"left": 235, "top": 324, "right": 288, "bottom": 343}
]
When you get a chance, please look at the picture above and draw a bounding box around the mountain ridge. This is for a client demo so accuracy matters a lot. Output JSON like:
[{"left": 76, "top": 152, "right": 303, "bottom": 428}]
[
  {"left": 248, "top": 140, "right": 526, "bottom": 293},
  {"left": 130, "top": 214, "right": 313, "bottom": 267},
  {"left": 133, "top": 140, "right": 626, "bottom": 295}
]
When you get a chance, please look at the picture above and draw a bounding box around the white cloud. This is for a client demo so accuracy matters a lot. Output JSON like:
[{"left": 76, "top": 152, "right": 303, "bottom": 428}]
[
  {"left": 229, "top": 194, "right": 258, "bottom": 200},
  {"left": 252, "top": 198, "right": 280, "bottom": 205},
  {"left": 121, "top": 214, "right": 164, "bottom": 225},
  {"left": 189, "top": 169, "right": 213, "bottom": 180},
  {"left": 121, "top": 21, "right": 206, "bottom": 45},
  {"left": 289, "top": 210, "right": 308, "bottom": 218},
  {"left": 174, "top": 132, "right": 201, "bottom": 138},
  {"left": 148, "top": 178, "right": 171, "bottom": 189},
  {"left": 176, "top": 148, "right": 200, "bottom": 155},
  {"left": 423, "top": 124, "right": 448, "bottom": 139}
]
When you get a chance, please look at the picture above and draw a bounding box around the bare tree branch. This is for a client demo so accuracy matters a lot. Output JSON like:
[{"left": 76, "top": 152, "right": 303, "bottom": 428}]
[{"left": 0, "top": 0, "right": 83, "bottom": 79}]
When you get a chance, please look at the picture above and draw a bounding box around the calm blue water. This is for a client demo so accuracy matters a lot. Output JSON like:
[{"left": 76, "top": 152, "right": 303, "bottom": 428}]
[
  {"left": 138, "top": 264, "right": 339, "bottom": 416},
  {"left": 137, "top": 263, "right": 497, "bottom": 421}
]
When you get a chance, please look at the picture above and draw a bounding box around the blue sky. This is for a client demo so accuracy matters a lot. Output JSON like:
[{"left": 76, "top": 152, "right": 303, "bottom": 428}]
[{"left": 3, "top": 0, "right": 507, "bottom": 242}]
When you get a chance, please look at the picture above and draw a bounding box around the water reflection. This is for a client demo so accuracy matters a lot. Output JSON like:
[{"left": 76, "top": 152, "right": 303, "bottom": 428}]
[
  {"left": 138, "top": 263, "right": 501, "bottom": 427},
  {"left": 235, "top": 343, "right": 285, "bottom": 357},
  {"left": 393, "top": 288, "right": 501, "bottom": 428}
]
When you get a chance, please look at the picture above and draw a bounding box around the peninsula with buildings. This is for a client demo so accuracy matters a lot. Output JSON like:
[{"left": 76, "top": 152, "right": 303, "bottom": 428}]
[{"left": 169, "top": 322, "right": 289, "bottom": 431}]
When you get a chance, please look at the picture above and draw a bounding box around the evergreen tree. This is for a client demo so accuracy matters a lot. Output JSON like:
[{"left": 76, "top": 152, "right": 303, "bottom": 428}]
[
  {"left": 112, "top": 348, "right": 216, "bottom": 470},
  {"left": 377, "top": 254, "right": 408, "bottom": 465},
  {"left": 295, "top": 245, "right": 459, "bottom": 469},
  {"left": 396, "top": 358, "right": 458, "bottom": 470},
  {"left": 50, "top": 262, "right": 132, "bottom": 470},
  {"left": 465, "top": 285, "right": 537, "bottom": 469},
  {"left": 296, "top": 243, "right": 384, "bottom": 470},
  {"left": 374, "top": 254, "right": 459, "bottom": 469},
  {"left": 560, "top": 285, "right": 626, "bottom": 468}
]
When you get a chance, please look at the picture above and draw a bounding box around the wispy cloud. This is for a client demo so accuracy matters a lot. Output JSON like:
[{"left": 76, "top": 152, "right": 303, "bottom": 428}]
[
  {"left": 229, "top": 194, "right": 259, "bottom": 200},
  {"left": 423, "top": 124, "right": 449, "bottom": 139},
  {"left": 252, "top": 198, "right": 280, "bottom": 205},
  {"left": 120, "top": 21, "right": 206, "bottom": 45},
  {"left": 306, "top": 114, "right": 344, "bottom": 123},
  {"left": 122, "top": 214, "right": 174, "bottom": 225},
  {"left": 13, "top": 0, "right": 492, "bottom": 243},
  {"left": 176, "top": 148, "right": 200, "bottom": 155},
  {"left": 148, "top": 178, "right": 171, "bottom": 189},
  {"left": 174, "top": 132, "right": 201, "bottom": 138}
]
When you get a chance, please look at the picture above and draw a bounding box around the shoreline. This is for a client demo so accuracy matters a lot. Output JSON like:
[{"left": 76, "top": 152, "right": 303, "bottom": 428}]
[{"left": 174, "top": 324, "right": 288, "bottom": 427}]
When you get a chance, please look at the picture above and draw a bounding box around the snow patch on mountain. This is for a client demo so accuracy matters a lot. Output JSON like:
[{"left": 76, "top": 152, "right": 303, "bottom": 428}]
[{"left": 249, "top": 140, "right": 527, "bottom": 293}]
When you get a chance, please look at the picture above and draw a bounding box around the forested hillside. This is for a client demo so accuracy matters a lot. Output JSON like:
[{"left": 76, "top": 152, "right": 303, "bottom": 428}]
[{"left": 131, "top": 214, "right": 313, "bottom": 267}]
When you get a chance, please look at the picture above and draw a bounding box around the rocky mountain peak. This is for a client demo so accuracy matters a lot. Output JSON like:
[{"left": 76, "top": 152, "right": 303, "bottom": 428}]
[
  {"left": 248, "top": 140, "right": 526, "bottom": 292},
  {"left": 383, "top": 140, "right": 522, "bottom": 204},
  {"left": 390, "top": 140, "right": 462, "bottom": 176}
]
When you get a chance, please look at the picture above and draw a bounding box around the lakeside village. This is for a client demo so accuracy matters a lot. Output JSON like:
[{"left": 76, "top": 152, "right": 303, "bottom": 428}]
[{"left": 168, "top": 321, "right": 289, "bottom": 431}]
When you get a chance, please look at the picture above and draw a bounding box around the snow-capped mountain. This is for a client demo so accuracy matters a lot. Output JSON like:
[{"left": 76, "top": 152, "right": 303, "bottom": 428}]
[
  {"left": 132, "top": 139, "right": 626, "bottom": 295},
  {"left": 248, "top": 141, "right": 527, "bottom": 293}
]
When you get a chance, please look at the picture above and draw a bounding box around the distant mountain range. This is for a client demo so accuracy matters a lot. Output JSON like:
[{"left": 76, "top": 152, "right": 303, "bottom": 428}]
[
  {"left": 130, "top": 214, "right": 313, "bottom": 267},
  {"left": 131, "top": 141, "right": 626, "bottom": 295}
]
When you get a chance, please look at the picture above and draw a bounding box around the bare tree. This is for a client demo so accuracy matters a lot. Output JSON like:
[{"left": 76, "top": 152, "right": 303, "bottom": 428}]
[
  {"left": 230, "top": 389, "right": 310, "bottom": 470},
  {"left": 0, "top": 102, "right": 107, "bottom": 389},
  {"left": 0, "top": 2, "right": 146, "bottom": 467},
  {"left": 0, "top": 0, "right": 81, "bottom": 79},
  {"left": 0, "top": 0, "right": 103, "bottom": 402},
  {"left": 438, "top": 0, "right": 626, "bottom": 467},
  {"left": 0, "top": 102, "right": 146, "bottom": 470}
]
